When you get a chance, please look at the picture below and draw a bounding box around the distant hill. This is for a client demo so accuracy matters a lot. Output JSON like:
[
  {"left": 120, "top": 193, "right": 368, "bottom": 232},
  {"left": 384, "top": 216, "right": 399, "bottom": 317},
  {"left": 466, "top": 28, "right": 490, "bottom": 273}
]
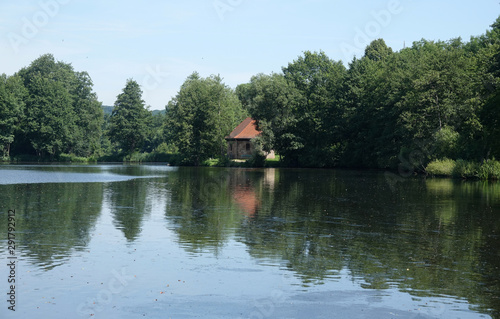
[
  {"left": 101, "top": 105, "right": 165, "bottom": 116},
  {"left": 102, "top": 105, "right": 113, "bottom": 115},
  {"left": 152, "top": 109, "right": 166, "bottom": 116}
]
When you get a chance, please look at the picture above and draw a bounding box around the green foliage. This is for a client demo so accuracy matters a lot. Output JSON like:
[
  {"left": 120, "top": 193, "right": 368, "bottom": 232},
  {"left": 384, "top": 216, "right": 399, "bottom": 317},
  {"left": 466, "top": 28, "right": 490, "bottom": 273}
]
[
  {"left": 165, "top": 72, "right": 246, "bottom": 165},
  {"left": 450, "top": 159, "right": 500, "bottom": 180},
  {"left": 201, "top": 158, "right": 220, "bottom": 166},
  {"left": 143, "top": 111, "right": 166, "bottom": 153},
  {"left": 215, "top": 155, "right": 235, "bottom": 167},
  {"left": 108, "top": 79, "right": 152, "bottom": 156},
  {"left": 264, "top": 156, "right": 282, "bottom": 167},
  {"left": 232, "top": 22, "right": 500, "bottom": 171},
  {"left": 282, "top": 51, "right": 347, "bottom": 167},
  {"left": 239, "top": 73, "right": 302, "bottom": 164},
  {"left": 58, "top": 153, "right": 91, "bottom": 163},
  {"left": 247, "top": 137, "right": 267, "bottom": 167},
  {"left": 0, "top": 74, "right": 26, "bottom": 158},
  {"left": 433, "top": 126, "right": 460, "bottom": 159},
  {"left": 364, "top": 39, "right": 393, "bottom": 62},
  {"left": 3, "top": 16, "right": 500, "bottom": 168},
  {"left": 155, "top": 142, "right": 178, "bottom": 154},
  {"left": 478, "top": 159, "right": 500, "bottom": 180},
  {"left": 452, "top": 159, "right": 480, "bottom": 179},
  {"left": 12, "top": 54, "right": 103, "bottom": 159},
  {"left": 24, "top": 74, "right": 74, "bottom": 158},
  {"left": 70, "top": 71, "right": 104, "bottom": 157},
  {"left": 425, "top": 158, "right": 456, "bottom": 176}
]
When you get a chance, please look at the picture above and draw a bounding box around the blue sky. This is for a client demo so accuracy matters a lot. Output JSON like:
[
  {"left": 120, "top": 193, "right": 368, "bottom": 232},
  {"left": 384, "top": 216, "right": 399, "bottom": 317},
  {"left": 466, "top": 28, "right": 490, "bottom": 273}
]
[{"left": 0, "top": 0, "right": 498, "bottom": 110}]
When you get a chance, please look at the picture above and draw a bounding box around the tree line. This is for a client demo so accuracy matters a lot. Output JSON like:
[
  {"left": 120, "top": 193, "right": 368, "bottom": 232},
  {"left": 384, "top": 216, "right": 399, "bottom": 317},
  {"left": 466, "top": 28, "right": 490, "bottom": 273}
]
[
  {"left": 1, "top": 16, "right": 500, "bottom": 169},
  {"left": 0, "top": 54, "right": 246, "bottom": 163},
  {"left": 238, "top": 19, "right": 500, "bottom": 170}
]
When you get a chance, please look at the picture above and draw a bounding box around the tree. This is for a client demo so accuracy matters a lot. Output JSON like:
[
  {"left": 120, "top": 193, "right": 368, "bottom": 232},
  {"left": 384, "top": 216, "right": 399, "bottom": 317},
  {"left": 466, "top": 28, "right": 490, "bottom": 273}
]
[
  {"left": 15, "top": 54, "right": 103, "bottom": 159},
  {"left": 69, "top": 71, "right": 103, "bottom": 157},
  {"left": 396, "top": 40, "right": 483, "bottom": 161},
  {"left": 342, "top": 55, "right": 391, "bottom": 167},
  {"left": 23, "top": 74, "right": 74, "bottom": 158},
  {"left": 108, "top": 79, "right": 151, "bottom": 156},
  {"left": 0, "top": 74, "right": 26, "bottom": 158},
  {"left": 165, "top": 72, "right": 246, "bottom": 165},
  {"left": 143, "top": 111, "right": 166, "bottom": 153},
  {"left": 480, "top": 18, "right": 500, "bottom": 159},
  {"left": 282, "top": 51, "right": 347, "bottom": 167},
  {"left": 364, "top": 39, "right": 393, "bottom": 62},
  {"left": 238, "top": 73, "right": 302, "bottom": 164}
]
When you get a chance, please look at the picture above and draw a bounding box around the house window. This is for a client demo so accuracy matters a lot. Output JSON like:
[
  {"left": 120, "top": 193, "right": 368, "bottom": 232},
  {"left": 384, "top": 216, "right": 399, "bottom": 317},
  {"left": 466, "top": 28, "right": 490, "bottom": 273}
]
[{"left": 246, "top": 143, "right": 250, "bottom": 151}]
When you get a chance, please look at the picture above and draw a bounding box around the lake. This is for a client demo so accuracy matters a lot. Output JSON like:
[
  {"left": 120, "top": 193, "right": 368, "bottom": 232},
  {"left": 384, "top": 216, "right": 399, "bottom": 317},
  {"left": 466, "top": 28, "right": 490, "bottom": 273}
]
[{"left": 0, "top": 164, "right": 499, "bottom": 318}]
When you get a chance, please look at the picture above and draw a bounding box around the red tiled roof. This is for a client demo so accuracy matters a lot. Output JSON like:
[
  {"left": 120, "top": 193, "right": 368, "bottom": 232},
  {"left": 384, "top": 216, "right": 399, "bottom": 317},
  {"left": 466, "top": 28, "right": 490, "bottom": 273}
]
[{"left": 226, "top": 117, "right": 261, "bottom": 139}]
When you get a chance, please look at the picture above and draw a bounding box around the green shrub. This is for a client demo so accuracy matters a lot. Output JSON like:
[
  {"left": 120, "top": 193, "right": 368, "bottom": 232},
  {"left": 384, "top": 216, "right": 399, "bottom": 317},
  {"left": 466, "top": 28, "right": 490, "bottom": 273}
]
[
  {"left": 124, "top": 152, "right": 148, "bottom": 163},
  {"left": 433, "top": 126, "right": 459, "bottom": 159},
  {"left": 11, "top": 154, "right": 40, "bottom": 162},
  {"left": 87, "top": 155, "right": 98, "bottom": 163},
  {"left": 425, "top": 158, "right": 455, "bottom": 176},
  {"left": 143, "top": 153, "right": 182, "bottom": 165},
  {"left": 426, "top": 158, "right": 500, "bottom": 180},
  {"left": 248, "top": 152, "right": 266, "bottom": 167},
  {"left": 201, "top": 158, "right": 220, "bottom": 166},
  {"left": 59, "top": 153, "right": 89, "bottom": 163},
  {"left": 155, "top": 142, "right": 178, "bottom": 154},
  {"left": 265, "top": 156, "right": 282, "bottom": 167},
  {"left": 478, "top": 159, "right": 500, "bottom": 180},
  {"left": 452, "top": 159, "right": 480, "bottom": 179},
  {"left": 216, "top": 156, "right": 233, "bottom": 167}
]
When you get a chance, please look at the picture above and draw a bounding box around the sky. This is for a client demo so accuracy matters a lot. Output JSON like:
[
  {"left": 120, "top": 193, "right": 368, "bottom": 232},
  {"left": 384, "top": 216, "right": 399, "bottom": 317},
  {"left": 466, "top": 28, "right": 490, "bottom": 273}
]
[{"left": 0, "top": 0, "right": 498, "bottom": 110}]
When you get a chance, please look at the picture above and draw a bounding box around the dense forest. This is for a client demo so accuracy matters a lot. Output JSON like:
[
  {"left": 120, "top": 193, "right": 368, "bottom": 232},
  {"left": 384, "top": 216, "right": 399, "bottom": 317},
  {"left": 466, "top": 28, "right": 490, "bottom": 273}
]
[{"left": 1, "top": 17, "right": 500, "bottom": 174}]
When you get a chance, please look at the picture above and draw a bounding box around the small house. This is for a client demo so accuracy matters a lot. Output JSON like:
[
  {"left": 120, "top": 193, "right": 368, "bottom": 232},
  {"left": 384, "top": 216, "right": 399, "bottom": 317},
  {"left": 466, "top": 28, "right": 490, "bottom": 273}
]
[{"left": 225, "top": 117, "right": 275, "bottom": 160}]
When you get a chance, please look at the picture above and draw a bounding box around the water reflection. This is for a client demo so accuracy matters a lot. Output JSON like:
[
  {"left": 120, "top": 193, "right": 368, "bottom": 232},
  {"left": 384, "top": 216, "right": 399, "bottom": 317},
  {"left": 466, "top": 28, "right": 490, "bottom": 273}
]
[
  {"left": 171, "top": 168, "right": 500, "bottom": 317},
  {"left": 163, "top": 168, "right": 500, "bottom": 301},
  {"left": 164, "top": 168, "right": 243, "bottom": 254},
  {"left": 106, "top": 179, "right": 153, "bottom": 242},
  {"left": 0, "top": 166, "right": 499, "bottom": 317},
  {"left": 0, "top": 182, "right": 103, "bottom": 270}
]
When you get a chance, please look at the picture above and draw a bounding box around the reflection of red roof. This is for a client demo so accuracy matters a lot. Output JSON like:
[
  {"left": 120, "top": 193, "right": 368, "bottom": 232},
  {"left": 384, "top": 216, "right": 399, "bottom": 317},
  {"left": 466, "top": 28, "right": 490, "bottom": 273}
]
[
  {"left": 226, "top": 117, "right": 261, "bottom": 140},
  {"left": 233, "top": 186, "right": 259, "bottom": 217}
]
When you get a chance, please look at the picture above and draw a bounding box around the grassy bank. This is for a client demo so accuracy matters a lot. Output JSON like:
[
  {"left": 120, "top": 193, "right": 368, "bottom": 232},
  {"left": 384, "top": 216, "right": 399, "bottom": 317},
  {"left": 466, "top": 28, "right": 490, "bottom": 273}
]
[
  {"left": 4, "top": 151, "right": 181, "bottom": 164},
  {"left": 7, "top": 152, "right": 499, "bottom": 181},
  {"left": 426, "top": 158, "right": 500, "bottom": 180},
  {"left": 200, "top": 156, "right": 283, "bottom": 168}
]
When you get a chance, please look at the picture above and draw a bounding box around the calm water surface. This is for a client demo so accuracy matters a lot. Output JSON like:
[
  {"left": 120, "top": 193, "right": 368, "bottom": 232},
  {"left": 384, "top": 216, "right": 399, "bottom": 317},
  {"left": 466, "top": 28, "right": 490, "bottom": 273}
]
[{"left": 0, "top": 165, "right": 499, "bottom": 318}]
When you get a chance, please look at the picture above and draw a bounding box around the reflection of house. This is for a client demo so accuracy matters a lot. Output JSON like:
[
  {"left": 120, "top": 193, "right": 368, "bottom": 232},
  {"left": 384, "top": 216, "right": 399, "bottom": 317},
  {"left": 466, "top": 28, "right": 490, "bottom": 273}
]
[
  {"left": 225, "top": 117, "right": 275, "bottom": 159},
  {"left": 231, "top": 169, "right": 276, "bottom": 217},
  {"left": 233, "top": 185, "right": 260, "bottom": 217}
]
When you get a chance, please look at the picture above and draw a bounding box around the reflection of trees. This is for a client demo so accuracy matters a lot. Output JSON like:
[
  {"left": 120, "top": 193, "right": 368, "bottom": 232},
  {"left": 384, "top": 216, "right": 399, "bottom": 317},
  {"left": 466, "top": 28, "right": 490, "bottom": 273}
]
[
  {"left": 164, "top": 168, "right": 242, "bottom": 254},
  {"left": 161, "top": 166, "right": 500, "bottom": 316},
  {"left": 106, "top": 179, "right": 153, "bottom": 241},
  {"left": 0, "top": 182, "right": 103, "bottom": 270},
  {"left": 236, "top": 169, "right": 351, "bottom": 284},
  {"left": 440, "top": 180, "right": 500, "bottom": 318},
  {"left": 234, "top": 170, "right": 500, "bottom": 317}
]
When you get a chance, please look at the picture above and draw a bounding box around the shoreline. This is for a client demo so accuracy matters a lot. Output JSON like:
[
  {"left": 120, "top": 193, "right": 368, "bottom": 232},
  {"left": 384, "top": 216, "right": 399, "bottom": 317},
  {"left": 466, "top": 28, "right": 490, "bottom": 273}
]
[{"left": 2, "top": 158, "right": 500, "bottom": 181}]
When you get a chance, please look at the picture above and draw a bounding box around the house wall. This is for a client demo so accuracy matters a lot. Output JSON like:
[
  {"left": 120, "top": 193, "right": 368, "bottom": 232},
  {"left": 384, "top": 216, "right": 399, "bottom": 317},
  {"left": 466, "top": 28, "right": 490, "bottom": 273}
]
[
  {"left": 227, "top": 139, "right": 253, "bottom": 159},
  {"left": 227, "top": 140, "right": 275, "bottom": 160}
]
